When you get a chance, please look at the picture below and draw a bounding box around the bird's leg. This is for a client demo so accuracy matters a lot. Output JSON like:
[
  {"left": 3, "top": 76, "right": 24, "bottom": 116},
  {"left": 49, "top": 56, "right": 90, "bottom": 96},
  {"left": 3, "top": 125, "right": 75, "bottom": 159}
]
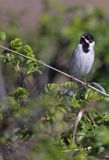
[
  {"left": 71, "top": 75, "right": 75, "bottom": 82},
  {"left": 82, "top": 79, "right": 90, "bottom": 88}
]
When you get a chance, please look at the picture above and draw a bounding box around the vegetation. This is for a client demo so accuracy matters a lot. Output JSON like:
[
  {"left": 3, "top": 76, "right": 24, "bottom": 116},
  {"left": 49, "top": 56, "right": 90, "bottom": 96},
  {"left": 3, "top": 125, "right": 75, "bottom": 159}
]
[{"left": 0, "top": 2, "right": 109, "bottom": 160}]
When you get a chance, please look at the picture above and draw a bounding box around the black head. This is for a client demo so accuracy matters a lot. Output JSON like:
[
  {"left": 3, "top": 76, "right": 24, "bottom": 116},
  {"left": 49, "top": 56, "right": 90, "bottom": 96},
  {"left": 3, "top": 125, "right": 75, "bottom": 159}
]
[
  {"left": 82, "top": 33, "right": 94, "bottom": 43},
  {"left": 80, "top": 33, "right": 94, "bottom": 53}
]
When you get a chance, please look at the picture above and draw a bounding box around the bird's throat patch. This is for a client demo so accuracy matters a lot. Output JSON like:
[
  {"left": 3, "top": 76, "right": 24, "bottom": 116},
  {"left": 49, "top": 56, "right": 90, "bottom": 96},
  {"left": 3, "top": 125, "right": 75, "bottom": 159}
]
[
  {"left": 80, "top": 37, "right": 89, "bottom": 53},
  {"left": 82, "top": 42, "right": 89, "bottom": 53}
]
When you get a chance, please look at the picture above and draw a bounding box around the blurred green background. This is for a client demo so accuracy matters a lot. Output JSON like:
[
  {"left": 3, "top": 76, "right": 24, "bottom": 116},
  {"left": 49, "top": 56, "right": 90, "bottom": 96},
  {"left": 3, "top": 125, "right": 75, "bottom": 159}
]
[{"left": 0, "top": 0, "right": 109, "bottom": 160}]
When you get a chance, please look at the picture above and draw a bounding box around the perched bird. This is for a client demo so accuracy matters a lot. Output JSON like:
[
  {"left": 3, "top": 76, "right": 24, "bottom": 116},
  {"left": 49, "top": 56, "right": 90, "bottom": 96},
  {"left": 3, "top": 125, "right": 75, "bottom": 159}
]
[{"left": 70, "top": 33, "right": 95, "bottom": 79}]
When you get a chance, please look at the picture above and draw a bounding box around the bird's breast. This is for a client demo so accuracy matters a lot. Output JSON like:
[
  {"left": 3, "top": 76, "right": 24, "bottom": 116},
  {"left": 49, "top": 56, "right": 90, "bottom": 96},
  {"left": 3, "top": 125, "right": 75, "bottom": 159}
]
[{"left": 70, "top": 45, "right": 94, "bottom": 79}]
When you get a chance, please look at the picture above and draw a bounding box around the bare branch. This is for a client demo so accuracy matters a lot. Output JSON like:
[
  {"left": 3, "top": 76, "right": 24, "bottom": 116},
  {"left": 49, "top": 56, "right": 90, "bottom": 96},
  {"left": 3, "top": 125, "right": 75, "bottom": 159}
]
[{"left": 0, "top": 45, "right": 109, "bottom": 97}]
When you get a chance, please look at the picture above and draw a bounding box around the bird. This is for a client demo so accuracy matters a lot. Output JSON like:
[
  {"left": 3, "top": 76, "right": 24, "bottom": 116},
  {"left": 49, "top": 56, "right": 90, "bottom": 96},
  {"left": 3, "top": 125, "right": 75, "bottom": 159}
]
[{"left": 70, "top": 33, "right": 95, "bottom": 80}]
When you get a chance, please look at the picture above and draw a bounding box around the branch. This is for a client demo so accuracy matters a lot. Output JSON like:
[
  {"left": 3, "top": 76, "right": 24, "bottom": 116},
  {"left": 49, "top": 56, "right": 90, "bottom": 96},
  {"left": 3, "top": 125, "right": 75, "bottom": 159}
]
[{"left": 0, "top": 45, "right": 109, "bottom": 97}]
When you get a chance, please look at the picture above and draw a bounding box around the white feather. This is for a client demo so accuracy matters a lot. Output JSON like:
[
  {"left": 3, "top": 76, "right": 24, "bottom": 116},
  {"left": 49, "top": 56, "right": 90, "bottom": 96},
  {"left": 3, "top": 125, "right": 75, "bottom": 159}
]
[{"left": 70, "top": 42, "right": 95, "bottom": 79}]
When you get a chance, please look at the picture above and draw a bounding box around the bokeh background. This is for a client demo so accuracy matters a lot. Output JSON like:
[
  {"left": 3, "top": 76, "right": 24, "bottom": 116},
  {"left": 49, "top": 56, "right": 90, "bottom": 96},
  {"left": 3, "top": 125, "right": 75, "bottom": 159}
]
[
  {"left": 0, "top": 0, "right": 109, "bottom": 160},
  {"left": 1, "top": 0, "right": 109, "bottom": 28}
]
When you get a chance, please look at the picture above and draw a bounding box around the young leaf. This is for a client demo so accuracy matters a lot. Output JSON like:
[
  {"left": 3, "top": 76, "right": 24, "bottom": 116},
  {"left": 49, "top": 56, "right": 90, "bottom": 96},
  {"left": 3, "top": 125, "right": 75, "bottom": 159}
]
[
  {"left": 10, "top": 38, "right": 22, "bottom": 50},
  {"left": 23, "top": 45, "right": 34, "bottom": 58}
]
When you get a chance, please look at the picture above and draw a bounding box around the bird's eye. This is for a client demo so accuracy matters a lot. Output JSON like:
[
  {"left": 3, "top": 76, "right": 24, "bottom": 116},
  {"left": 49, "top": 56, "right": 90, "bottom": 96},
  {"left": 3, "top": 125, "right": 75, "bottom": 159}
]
[
  {"left": 85, "top": 35, "right": 94, "bottom": 43},
  {"left": 80, "top": 37, "right": 86, "bottom": 44},
  {"left": 85, "top": 35, "right": 90, "bottom": 40}
]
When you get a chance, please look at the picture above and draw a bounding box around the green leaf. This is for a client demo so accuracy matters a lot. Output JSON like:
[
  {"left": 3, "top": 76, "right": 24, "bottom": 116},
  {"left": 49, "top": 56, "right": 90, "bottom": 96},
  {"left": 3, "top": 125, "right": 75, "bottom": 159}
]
[
  {"left": 10, "top": 38, "right": 22, "bottom": 50},
  {"left": 23, "top": 45, "right": 34, "bottom": 58},
  {"left": 24, "top": 60, "right": 41, "bottom": 74},
  {"left": 71, "top": 97, "right": 80, "bottom": 108},
  {"left": 0, "top": 32, "right": 6, "bottom": 41},
  {"left": 45, "top": 83, "right": 59, "bottom": 94},
  {"left": 3, "top": 53, "right": 15, "bottom": 63}
]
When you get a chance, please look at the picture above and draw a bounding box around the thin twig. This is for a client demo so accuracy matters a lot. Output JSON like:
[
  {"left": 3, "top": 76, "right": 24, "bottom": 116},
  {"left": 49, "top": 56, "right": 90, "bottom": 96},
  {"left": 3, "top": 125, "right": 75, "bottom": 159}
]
[
  {"left": 72, "top": 109, "right": 84, "bottom": 143},
  {"left": 0, "top": 45, "right": 109, "bottom": 97}
]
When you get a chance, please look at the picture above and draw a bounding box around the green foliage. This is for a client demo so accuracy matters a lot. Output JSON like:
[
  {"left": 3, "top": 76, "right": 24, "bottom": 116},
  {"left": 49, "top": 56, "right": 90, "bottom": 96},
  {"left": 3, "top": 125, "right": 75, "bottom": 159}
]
[
  {"left": 23, "top": 45, "right": 34, "bottom": 58},
  {"left": 10, "top": 38, "right": 22, "bottom": 50},
  {"left": 3, "top": 38, "right": 42, "bottom": 75},
  {"left": 0, "top": 4, "right": 109, "bottom": 160}
]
